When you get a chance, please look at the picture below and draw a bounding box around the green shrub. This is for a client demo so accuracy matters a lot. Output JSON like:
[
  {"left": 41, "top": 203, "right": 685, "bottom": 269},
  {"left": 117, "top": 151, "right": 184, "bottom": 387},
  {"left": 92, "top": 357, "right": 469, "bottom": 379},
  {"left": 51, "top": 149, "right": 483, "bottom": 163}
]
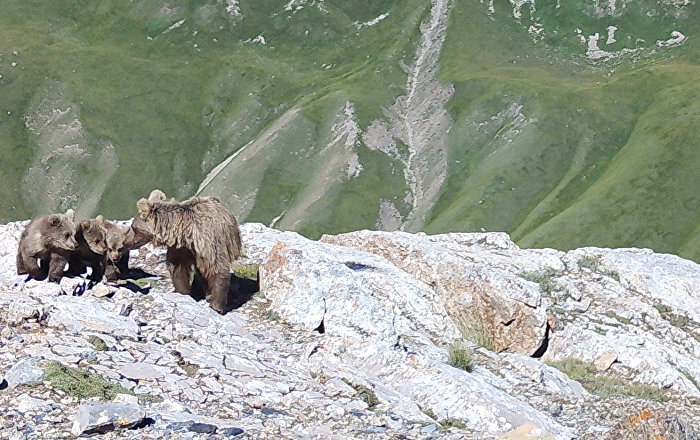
[
  {"left": 448, "top": 344, "right": 473, "bottom": 372},
  {"left": 44, "top": 363, "right": 132, "bottom": 401}
]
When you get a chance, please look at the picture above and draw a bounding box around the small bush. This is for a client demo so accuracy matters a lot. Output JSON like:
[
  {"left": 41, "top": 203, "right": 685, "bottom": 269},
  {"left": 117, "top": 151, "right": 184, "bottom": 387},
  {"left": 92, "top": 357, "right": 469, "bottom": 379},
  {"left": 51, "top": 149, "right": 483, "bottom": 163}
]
[
  {"left": 605, "top": 311, "right": 632, "bottom": 325},
  {"left": 87, "top": 335, "right": 108, "bottom": 351},
  {"left": 422, "top": 407, "right": 437, "bottom": 419},
  {"left": 521, "top": 268, "right": 563, "bottom": 294},
  {"left": 460, "top": 324, "right": 494, "bottom": 351},
  {"left": 448, "top": 344, "right": 473, "bottom": 372},
  {"left": 439, "top": 418, "right": 467, "bottom": 431},
  {"left": 341, "top": 378, "right": 380, "bottom": 408},
  {"left": 264, "top": 310, "right": 281, "bottom": 322},
  {"left": 578, "top": 255, "right": 620, "bottom": 281},
  {"left": 549, "top": 358, "right": 668, "bottom": 402},
  {"left": 578, "top": 255, "right": 601, "bottom": 271},
  {"left": 44, "top": 363, "right": 132, "bottom": 401}
]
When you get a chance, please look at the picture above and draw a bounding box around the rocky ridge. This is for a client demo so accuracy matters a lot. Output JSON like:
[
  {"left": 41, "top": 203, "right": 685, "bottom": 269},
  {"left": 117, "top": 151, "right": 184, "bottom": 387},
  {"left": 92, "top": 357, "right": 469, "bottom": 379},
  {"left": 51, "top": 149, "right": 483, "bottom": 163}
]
[{"left": 0, "top": 221, "right": 698, "bottom": 439}]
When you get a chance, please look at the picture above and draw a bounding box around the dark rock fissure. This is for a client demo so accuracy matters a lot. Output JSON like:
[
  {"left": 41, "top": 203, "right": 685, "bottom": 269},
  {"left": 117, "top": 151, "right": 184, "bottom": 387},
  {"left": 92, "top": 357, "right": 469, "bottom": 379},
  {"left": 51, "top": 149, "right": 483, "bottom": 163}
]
[{"left": 531, "top": 324, "right": 550, "bottom": 359}]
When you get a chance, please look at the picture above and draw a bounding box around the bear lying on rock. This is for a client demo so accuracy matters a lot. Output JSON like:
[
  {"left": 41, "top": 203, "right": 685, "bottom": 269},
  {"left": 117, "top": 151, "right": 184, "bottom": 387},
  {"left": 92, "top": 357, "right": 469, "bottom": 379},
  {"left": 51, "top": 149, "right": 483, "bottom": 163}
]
[
  {"left": 125, "top": 190, "right": 242, "bottom": 314},
  {"left": 16, "top": 209, "right": 78, "bottom": 282}
]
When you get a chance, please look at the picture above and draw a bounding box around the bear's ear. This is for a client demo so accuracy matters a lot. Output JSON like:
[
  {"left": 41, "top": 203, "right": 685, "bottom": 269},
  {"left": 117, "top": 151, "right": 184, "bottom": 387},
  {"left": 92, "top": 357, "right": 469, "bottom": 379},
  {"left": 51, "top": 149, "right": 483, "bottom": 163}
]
[
  {"left": 96, "top": 215, "right": 105, "bottom": 223},
  {"left": 79, "top": 220, "right": 91, "bottom": 231},
  {"left": 149, "top": 190, "right": 167, "bottom": 202},
  {"left": 48, "top": 214, "right": 62, "bottom": 227},
  {"left": 136, "top": 198, "right": 151, "bottom": 219},
  {"left": 65, "top": 209, "right": 75, "bottom": 222}
]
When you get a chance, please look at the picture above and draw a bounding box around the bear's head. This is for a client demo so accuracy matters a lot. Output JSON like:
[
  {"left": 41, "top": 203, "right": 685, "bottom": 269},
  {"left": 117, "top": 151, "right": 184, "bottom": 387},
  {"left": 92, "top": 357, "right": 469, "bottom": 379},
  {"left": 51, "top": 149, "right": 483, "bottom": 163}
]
[
  {"left": 43, "top": 209, "right": 78, "bottom": 252},
  {"left": 125, "top": 190, "right": 167, "bottom": 249},
  {"left": 99, "top": 216, "right": 129, "bottom": 262},
  {"left": 79, "top": 218, "right": 107, "bottom": 255}
]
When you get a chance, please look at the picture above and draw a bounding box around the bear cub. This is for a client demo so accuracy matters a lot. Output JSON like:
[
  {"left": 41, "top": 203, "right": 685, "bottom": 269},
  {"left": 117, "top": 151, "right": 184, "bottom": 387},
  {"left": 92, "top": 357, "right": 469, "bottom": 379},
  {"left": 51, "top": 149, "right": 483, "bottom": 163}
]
[
  {"left": 16, "top": 209, "right": 78, "bottom": 282},
  {"left": 101, "top": 216, "right": 130, "bottom": 281},
  {"left": 68, "top": 217, "right": 108, "bottom": 282},
  {"left": 127, "top": 190, "right": 242, "bottom": 314}
]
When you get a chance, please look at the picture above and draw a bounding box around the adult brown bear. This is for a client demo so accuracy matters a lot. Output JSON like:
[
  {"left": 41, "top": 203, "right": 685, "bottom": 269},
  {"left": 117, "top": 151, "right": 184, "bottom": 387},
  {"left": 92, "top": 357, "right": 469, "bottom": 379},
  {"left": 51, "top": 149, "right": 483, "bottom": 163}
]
[
  {"left": 127, "top": 190, "right": 242, "bottom": 314},
  {"left": 16, "top": 209, "right": 78, "bottom": 282}
]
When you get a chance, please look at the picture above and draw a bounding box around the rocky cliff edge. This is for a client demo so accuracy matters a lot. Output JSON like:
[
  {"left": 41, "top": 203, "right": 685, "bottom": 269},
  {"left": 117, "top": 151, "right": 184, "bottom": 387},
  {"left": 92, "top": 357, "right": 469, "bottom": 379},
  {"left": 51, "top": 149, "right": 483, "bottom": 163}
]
[{"left": 0, "top": 221, "right": 698, "bottom": 439}]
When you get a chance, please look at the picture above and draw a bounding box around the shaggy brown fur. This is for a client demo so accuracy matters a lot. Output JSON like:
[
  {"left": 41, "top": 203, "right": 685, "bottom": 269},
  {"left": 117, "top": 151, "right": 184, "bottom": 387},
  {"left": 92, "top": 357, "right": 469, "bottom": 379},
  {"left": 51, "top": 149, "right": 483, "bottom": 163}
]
[
  {"left": 133, "top": 190, "right": 242, "bottom": 313},
  {"left": 99, "top": 216, "right": 130, "bottom": 281},
  {"left": 68, "top": 218, "right": 108, "bottom": 282},
  {"left": 16, "top": 209, "right": 78, "bottom": 282}
]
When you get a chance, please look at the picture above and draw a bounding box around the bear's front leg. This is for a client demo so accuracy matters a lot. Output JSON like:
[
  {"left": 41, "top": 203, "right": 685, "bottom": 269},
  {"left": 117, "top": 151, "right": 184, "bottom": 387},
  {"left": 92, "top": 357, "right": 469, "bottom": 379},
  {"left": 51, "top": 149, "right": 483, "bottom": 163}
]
[
  {"left": 48, "top": 253, "right": 69, "bottom": 283},
  {"left": 89, "top": 257, "right": 106, "bottom": 283},
  {"left": 116, "top": 253, "right": 129, "bottom": 277},
  {"left": 208, "top": 274, "right": 230, "bottom": 314},
  {"left": 166, "top": 247, "right": 195, "bottom": 294},
  {"left": 18, "top": 252, "right": 48, "bottom": 280}
]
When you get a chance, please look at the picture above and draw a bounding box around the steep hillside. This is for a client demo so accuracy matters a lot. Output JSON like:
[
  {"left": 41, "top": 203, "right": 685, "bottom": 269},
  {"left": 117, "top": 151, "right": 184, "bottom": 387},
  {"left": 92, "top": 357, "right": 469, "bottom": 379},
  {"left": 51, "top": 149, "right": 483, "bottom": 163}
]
[{"left": 0, "top": 0, "right": 698, "bottom": 261}]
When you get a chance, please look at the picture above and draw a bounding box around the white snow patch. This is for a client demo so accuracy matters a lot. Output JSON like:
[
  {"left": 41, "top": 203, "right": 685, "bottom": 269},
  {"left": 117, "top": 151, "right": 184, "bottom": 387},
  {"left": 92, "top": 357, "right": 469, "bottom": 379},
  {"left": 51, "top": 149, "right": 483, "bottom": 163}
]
[
  {"left": 656, "top": 30, "right": 687, "bottom": 47},
  {"left": 243, "top": 35, "right": 267, "bottom": 45},
  {"left": 269, "top": 209, "right": 287, "bottom": 228},
  {"left": 509, "top": 0, "right": 535, "bottom": 20},
  {"left": 325, "top": 101, "right": 363, "bottom": 178},
  {"left": 586, "top": 33, "right": 611, "bottom": 60},
  {"left": 225, "top": 0, "right": 241, "bottom": 16},
  {"left": 284, "top": 0, "right": 326, "bottom": 13},
  {"left": 161, "top": 19, "right": 186, "bottom": 35},
  {"left": 606, "top": 26, "right": 617, "bottom": 45},
  {"left": 528, "top": 23, "right": 544, "bottom": 40},
  {"left": 354, "top": 13, "right": 390, "bottom": 30}
]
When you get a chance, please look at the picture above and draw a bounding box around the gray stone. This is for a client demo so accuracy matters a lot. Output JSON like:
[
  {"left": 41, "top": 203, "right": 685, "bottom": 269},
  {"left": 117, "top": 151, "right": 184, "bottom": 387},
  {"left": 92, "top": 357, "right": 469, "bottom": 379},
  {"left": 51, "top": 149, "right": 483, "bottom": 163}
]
[
  {"left": 71, "top": 402, "right": 146, "bottom": 436},
  {"left": 48, "top": 295, "right": 139, "bottom": 338},
  {"left": 118, "top": 362, "right": 167, "bottom": 381},
  {"left": 4, "top": 358, "right": 45, "bottom": 388},
  {"left": 17, "top": 394, "right": 53, "bottom": 414}
]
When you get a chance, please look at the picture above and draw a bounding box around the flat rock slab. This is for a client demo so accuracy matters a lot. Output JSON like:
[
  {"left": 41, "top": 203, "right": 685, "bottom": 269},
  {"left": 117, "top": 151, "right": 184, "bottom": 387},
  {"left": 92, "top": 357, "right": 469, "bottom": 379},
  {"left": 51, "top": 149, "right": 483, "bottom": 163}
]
[
  {"left": 4, "top": 358, "right": 45, "bottom": 388},
  {"left": 71, "top": 402, "right": 146, "bottom": 436}
]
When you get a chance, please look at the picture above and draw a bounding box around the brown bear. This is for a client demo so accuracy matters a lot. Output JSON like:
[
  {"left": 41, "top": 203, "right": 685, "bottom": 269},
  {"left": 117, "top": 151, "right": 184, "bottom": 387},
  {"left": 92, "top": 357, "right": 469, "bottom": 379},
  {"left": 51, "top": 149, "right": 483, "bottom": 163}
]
[
  {"left": 16, "top": 209, "right": 78, "bottom": 282},
  {"left": 98, "top": 216, "right": 130, "bottom": 281},
  {"left": 68, "top": 217, "right": 108, "bottom": 282},
  {"left": 128, "top": 190, "right": 242, "bottom": 314}
]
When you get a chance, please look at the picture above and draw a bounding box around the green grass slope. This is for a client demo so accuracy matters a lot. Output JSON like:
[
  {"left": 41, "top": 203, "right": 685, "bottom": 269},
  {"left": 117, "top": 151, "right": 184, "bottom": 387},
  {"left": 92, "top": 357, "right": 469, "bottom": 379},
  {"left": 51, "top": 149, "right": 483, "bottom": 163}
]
[
  {"left": 1, "top": 0, "right": 699, "bottom": 262},
  {"left": 425, "top": 0, "right": 700, "bottom": 262}
]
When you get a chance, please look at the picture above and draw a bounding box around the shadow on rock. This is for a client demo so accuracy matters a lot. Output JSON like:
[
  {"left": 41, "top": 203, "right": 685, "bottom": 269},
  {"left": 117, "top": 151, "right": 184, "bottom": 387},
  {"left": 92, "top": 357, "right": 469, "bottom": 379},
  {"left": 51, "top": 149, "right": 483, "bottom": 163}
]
[{"left": 190, "top": 272, "right": 260, "bottom": 313}]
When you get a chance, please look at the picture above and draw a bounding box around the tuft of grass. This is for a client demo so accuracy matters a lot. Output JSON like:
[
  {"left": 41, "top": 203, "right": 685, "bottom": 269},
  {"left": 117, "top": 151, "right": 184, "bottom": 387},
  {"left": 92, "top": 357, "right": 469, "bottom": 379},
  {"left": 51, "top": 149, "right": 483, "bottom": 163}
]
[
  {"left": 521, "top": 268, "right": 563, "bottom": 294},
  {"left": 460, "top": 323, "right": 494, "bottom": 351},
  {"left": 605, "top": 311, "right": 632, "bottom": 326},
  {"left": 422, "top": 407, "right": 437, "bottom": 420},
  {"left": 549, "top": 358, "right": 668, "bottom": 402},
  {"left": 233, "top": 264, "right": 259, "bottom": 281},
  {"left": 439, "top": 418, "right": 467, "bottom": 431},
  {"left": 44, "top": 362, "right": 132, "bottom": 401},
  {"left": 341, "top": 378, "right": 380, "bottom": 408},
  {"left": 448, "top": 344, "right": 473, "bottom": 372},
  {"left": 654, "top": 304, "right": 692, "bottom": 330},
  {"left": 578, "top": 256, "right": 621, "bottom": 281},
  {"left": 264, "top": 310, "right": 281, "bottom": 322},
  {"left": 578, "top": 255, "right": 601, "bottom": 271},
  {"left": 87, "top": 335, "right": 108, "bottom": 351},
  {"left": 137, "top": 393, "right": 164, "bottom": 404}
]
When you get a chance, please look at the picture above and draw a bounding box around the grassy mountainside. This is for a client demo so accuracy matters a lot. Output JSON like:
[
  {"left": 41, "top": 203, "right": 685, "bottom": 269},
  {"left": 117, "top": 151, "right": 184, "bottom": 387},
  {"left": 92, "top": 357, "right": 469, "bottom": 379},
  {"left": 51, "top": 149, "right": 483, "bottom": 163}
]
[{"left": 0, "top": 0, "right": 699, "bottom": 262}]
